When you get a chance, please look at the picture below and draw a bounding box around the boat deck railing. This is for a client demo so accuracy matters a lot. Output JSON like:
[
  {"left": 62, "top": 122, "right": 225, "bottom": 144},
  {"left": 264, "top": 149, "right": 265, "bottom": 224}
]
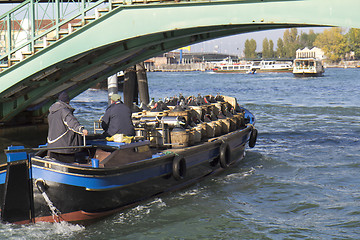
[{"left": 294, "top": 66, "right": 316, "bottom": 71}]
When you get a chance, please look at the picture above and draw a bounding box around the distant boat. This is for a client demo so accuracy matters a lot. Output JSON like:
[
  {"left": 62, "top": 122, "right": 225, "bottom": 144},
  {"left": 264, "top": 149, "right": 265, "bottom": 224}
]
[
  {"left": 246, "top": 68, "right": 257, "bottom": 74},
  {"left": 213, "top": 60, "right": 292, "bottom": 73},
  {"left": 293, "top": 58, "right": 325, "bottom": 77},
  {"left": 212, "top": 62, "right": 254, "bottom": 73},
  {"left": 252, "top": 60, "right": 293, "bottom": 73}
]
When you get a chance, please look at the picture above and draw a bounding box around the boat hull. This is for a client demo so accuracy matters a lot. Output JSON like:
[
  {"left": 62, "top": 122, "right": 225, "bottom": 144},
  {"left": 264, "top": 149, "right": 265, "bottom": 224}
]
[
  {"left": 293, "top": 58, "right": 325, "bottom": 77},
  {"left": 293, "top": 72, "right": 324, "bottom": 77},
  {"left": 1, "top": 126, "right": 252, "bottom": 224}
]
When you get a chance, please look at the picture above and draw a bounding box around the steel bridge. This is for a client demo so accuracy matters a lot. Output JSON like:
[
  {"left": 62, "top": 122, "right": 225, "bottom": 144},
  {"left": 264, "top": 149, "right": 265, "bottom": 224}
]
[{"left": 0, "top": 0, "right": 359, "bottom": 125}]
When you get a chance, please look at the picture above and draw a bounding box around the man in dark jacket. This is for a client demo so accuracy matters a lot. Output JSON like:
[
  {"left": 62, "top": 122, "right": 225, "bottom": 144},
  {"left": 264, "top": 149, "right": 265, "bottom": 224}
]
[
  {"left": 47, "top": 91, "right": 88, "bottom": 163},
  {"left": 101, "top": 94, "right": 135, "bottom": 137}
]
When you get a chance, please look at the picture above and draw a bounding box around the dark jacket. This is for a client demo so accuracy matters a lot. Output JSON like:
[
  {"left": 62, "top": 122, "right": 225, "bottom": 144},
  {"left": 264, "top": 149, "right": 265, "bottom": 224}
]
[
  {"left": 47, "top": 101, "right": 84, "bottom": 154},
  {"left": 101, "top": 101, "right": 135, "bottom": 136}
]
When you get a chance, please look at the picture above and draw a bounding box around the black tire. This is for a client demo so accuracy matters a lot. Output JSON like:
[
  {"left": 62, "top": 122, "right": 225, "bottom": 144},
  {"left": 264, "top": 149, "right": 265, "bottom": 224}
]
[
  {"left": 249, "top": 128, "right": 258, "bottom": 148},
  {"left": 172, "top": 156, "right": 186, "bottom": 180},
  {"left": 219, "top": 142, "right": 231, "bottom": 168}
]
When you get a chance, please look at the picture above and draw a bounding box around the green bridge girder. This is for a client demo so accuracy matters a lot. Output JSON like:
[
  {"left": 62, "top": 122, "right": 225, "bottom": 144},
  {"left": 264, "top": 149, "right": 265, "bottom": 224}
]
[{"left": 0, "top": 0, "right": 359, "bottom": 124}]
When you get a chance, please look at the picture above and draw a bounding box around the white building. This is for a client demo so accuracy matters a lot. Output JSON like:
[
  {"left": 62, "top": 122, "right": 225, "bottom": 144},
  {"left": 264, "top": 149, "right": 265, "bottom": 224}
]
[{"left": 296, "top": 47, "right": 325, "bottom": 60}]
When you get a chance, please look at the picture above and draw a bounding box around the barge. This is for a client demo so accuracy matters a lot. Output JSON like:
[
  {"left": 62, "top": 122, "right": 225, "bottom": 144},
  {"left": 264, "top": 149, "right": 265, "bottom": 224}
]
[{"left": 0, "top": 94, "right": 257, "bottom": 225}]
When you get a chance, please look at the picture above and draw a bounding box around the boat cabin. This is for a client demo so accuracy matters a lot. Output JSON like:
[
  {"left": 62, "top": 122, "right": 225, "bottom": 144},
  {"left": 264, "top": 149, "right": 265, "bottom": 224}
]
[{"left": 293, "top": 58, "right": 325, "bottom": 77}]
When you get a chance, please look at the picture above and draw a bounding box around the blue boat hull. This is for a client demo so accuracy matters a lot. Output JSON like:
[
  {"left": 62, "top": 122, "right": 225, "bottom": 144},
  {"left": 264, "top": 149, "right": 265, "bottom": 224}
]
[
  {"left": 0, "top": 125, "right": 252, "bottom": 224},
  {"left": 30, "top": 126, "right": 251, "bottom": 224},
  {"left": 0, "top": 97, "right": 257, "bottom": 224}
]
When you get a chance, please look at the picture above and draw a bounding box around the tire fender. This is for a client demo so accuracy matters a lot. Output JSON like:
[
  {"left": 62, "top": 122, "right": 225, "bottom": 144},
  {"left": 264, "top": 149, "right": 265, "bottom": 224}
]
[
  {"left": 249, "top": 128, "right": 258, "bottom": 148},
  {"left": 172, "top": 156, "right": 186, "bottom": 180},
  {"left": 219, "top": 141, "right": 231, "bottom": 168}
]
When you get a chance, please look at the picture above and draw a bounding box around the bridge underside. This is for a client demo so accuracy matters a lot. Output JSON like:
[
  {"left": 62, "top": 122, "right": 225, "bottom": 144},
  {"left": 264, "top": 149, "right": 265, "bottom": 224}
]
[{"left": 0, "top": 0, "right": 359, "bottom": 125}]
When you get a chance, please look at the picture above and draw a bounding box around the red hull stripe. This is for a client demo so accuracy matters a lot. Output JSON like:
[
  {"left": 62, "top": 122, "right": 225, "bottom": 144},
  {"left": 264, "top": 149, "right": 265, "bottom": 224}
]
[{"left": 13, "top": 208, "right": 120, "bottom": 224}]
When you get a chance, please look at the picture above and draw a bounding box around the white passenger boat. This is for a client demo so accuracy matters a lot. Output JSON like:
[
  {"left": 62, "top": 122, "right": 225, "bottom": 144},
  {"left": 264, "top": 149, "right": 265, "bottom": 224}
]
[
  {"left": 293, "top": 58, "right": 325, "bottom": 77},
  {"left": 213, "top": 60, "right": 292, "bottom": 73},
  {"left": 252, "top": 60, "right": 293, "bottom": 73},
  {"left": 212, "top": 62, "right": 254, "bottom": 73}
]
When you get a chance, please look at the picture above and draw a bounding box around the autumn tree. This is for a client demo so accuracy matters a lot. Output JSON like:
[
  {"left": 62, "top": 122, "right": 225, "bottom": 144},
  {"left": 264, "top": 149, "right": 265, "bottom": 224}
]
[
  {"left": 345, "top": 28, "right": 360, "bottom": 59},
  {"left": 242, "top": 28, "right": 359, "bottom": 61},
  {"left": 314, "top": 27, "right": 347, "bottom": 62}
]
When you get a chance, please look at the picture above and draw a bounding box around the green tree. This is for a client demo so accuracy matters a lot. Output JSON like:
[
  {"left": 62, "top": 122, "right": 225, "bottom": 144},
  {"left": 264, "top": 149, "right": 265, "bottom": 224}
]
[
  {"left": 345, "top": 28, "right": 360, "bottom": 59},
  {"left": 276, "top": 38, "right": 286, "bottom": 58},
  {"left": 262, "top": 38, "right": 270, "bottom": 58},
  {"left": 314, "top": 27, "right": 347, "bottom": 62},
  {"left": 244, "top": 39, "right": 257, "bottom": 58},
  {"left": 269, "top": 40, "right": 274, "bottom": 58},
  {"left": 299, "top": 30, "right": 319, "bottom": 49},
  {"left": 283, "top": 28, "right": 300, "bottom": 58}
]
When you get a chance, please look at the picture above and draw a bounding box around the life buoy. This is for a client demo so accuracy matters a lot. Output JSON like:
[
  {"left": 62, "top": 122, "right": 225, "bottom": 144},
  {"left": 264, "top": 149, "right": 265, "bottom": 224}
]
[
  {"left": 249, "top": 128, "right": 258, "bottom": 148},
  {"left": 219, "top": 142, "right": 231, "bottom": 168},
  {"left": 172, "top": 156, "right": 186, "bottom": 180}
]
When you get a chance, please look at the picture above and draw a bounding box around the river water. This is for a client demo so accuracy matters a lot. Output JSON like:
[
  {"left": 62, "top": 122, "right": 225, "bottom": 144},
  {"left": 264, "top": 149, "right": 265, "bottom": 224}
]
[{"left": 0, "top": 68, "right": 359, "bottom": 239}]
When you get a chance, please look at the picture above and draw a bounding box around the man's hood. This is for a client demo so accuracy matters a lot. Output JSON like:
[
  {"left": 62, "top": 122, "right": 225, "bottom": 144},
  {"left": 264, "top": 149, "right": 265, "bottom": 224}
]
[{"left": 49, "top": 101, "right": 74, "bottom": 113}]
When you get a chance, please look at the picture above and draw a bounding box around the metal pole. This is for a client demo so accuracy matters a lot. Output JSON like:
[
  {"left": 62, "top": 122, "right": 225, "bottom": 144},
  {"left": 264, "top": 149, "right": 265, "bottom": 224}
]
[
  {"left": 7, "top": 13, "right": 11, "bottom": 62},
  {"left": 107, "top": 74, "right": 118, "bottom": 105},
  {"left": 55, "top": 0, "right": 60, "bottom": 39},
  {"left": 30, "top": 0, "right": 35, "bottom": 53},
  {"left": 81, "top": 0, "right": 86, "bottom": 24}
]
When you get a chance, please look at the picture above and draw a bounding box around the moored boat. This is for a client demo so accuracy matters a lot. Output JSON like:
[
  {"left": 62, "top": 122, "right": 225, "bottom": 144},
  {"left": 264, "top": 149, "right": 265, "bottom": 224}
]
[
  {"left": 252, "top": 60, "right": 293, "bottom": 73},
  {"left": 213, "top": 60, "right": 292, "bottom": 73},
  {"left": 0, "top": 94, "right": 257, "bottom": 225},
  {"left": 212, "top": 62, "right": 254, "bottom": 73},
  {"left": 293, "top": 58, "right": 325, "bottom": 77}
]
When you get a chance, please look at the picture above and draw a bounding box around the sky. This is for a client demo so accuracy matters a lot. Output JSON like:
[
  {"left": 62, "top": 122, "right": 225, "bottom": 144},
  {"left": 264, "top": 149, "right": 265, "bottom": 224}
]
[{"left": 189, "top": 27, "right": 327, "bottom": 56}]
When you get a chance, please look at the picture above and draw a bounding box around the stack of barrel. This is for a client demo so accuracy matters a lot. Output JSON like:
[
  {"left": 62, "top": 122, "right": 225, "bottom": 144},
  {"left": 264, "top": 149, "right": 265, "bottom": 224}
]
[{"left": 131, "top": 94, "right": 245, "bottom": 148}]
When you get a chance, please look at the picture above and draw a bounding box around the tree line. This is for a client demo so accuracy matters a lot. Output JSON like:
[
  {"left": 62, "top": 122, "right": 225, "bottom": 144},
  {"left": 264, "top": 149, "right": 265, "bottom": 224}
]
[{"left": 243, "top": 28, "right": 360, "bottom": 62}]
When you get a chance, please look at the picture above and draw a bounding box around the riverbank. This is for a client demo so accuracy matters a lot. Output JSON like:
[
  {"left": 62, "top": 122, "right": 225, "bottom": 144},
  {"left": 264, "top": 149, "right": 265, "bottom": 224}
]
[{"left": 325, "top": 60, "right": 360, "bottom": 68}]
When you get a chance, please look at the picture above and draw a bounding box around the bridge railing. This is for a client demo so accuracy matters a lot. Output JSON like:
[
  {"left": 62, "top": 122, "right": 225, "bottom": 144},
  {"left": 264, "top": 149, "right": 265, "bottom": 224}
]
[
  {"left": 0, "top": 0, "right": 109, "bottom": 67},
  {"left": 0, "top": 0, "right": 191, "bottom": 70}
]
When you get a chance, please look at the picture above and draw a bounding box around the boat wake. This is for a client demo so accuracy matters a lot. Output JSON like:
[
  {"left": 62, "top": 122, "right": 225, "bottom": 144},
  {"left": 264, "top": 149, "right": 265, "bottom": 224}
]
[
  {"left": 115, "top": 198, "right": 166, "bottom": 224},
  {"left": 216, "top": 166, "right": 258, "bottom": 184},
  {"left": 51, "top": 222, "right": 85, "bottom": 236},
  {"left": 0, "top": 221, "right": 84, "bottom": 240},
  {"left": 178, "top": 188, "right": 204, "bottom": 198}
]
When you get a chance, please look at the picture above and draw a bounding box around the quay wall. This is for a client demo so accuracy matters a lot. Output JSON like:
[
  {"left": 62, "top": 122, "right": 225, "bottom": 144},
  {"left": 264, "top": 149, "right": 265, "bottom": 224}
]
[{"left": 325, "top": 60, "right": 360, "bottom": 68}]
